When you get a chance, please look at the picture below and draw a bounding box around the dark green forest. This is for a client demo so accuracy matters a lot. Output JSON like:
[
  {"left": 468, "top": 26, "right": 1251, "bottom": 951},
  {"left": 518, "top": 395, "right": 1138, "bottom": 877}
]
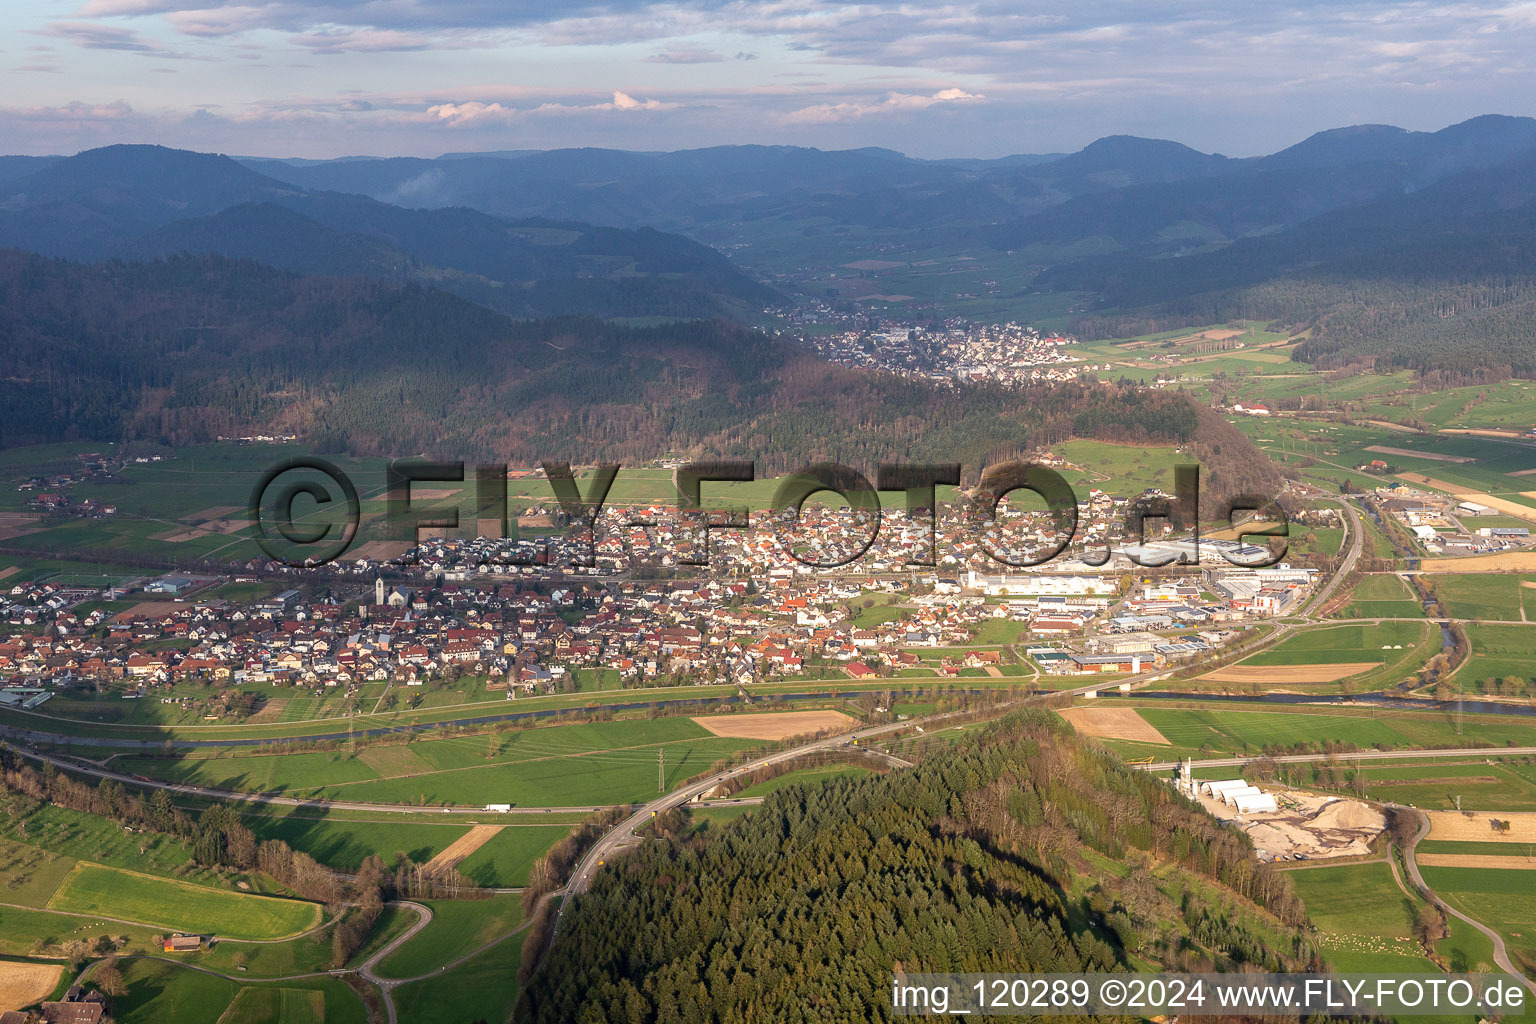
[
  {"left": 0, "top": 250, "right": 1283, "bottom": 504},
  {"left": 1053, "top": 168, "right": 1536, "bottom": 382},
  {"left": 519, "top": 710, "right": 1316, "bottom": 1023}
]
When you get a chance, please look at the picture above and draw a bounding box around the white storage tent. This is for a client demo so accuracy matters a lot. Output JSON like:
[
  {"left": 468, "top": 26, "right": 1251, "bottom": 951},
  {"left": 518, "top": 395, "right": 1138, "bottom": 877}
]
[{"left": 1232, "top": 793, "right": 1279, "bottom": 814}]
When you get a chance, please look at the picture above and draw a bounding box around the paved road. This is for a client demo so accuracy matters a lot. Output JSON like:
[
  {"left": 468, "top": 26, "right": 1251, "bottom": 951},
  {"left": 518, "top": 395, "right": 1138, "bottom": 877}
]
[
  {"left": 1393, "top": 805, "right": 1536, "bottom": 996},
  {"left": 1304, "top": 497, "right": 1365, "bottom": 615},
  {"left": 357, "top": 900, "right": 432, "bottom": 1024}
]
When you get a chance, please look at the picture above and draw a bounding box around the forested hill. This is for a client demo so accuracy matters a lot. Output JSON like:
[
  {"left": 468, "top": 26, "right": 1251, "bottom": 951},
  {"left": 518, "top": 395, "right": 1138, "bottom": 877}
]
[
  {"left": 0, "top": 250, "right": 1281, "bottom": 502},
  {"left": 0, "top": 144, "right": 775, "bottom": 319},
  {"left": 1050, "top": 149, "right": 1536, "bottom": 382},
  {"left": 519, "top": 710, "right": 1314, "bottom": 1023}
]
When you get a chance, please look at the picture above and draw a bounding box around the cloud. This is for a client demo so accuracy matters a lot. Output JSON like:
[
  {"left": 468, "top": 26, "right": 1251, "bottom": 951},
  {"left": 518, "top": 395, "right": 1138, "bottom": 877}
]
[
  {"left": 4, "top": 98, "right": 135, "bottom": 121},
  {"left": 646, "top": 48, "right": 724, "bottom": 63},
  {"left": 291, "top": 28, "right": 443, "bottom": 53},
  {"left": 425, "top": 100, "right": 514, "bottom": 125},
  {"left": 782, "top": 87, "right": 984, "bottom": 124},
  {"left": 604, "top": 90, "right": 677, "bottom": 110},
  {"left": 40, "top": 21, "right": 170, "bottom": 54},
  {"left": 423, "top": 91, "right": 676, "bottom": 125}
]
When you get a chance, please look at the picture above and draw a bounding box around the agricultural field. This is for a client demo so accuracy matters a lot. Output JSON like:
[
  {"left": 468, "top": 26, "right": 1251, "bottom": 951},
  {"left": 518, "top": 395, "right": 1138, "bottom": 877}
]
[
  {"left": 1209, "top": 620, "right": 1437, "bottom": 690},
  {"left": 0, "top": 903, "right": 164, "bottom": 959},
  {"left": 48, "top": 864, "right": 322, "bottom": 940},
  {"left": 1332, "top": 573, "right": 1425, "bottom": 619},
  {"left": 0, "top": 838, "right": 81, "bottom": 907},
  {"left": 453, "top": 825, "right": 573, "bottom": 888},
  {"left": 1451, "top": 623, "right": 1536, "bottom": 695},
  {"left": 1428, "top": 573, "right": 1536, "bottom": 622},
  {"left": 1093, "top": 703, "right": 1536, "bottom": 760},
  {"left": 216, "top": 987, "right": 324, "bottom": 1024},
  {"left": 1053, "top": 439, "right": 1188, "bottom": 498},
  {"left": 392, "top": 930, "right": 524, "bottom": 1024},
  {"left": 0, "top": 960, "right": 63, "bottom": 1011},
  {"left": 114, "top": 717, "right": 757, "bottom": 807},
  {"left": 375, "top": 895, "right": 525, "bottom": 980},
  {"left": 233, "top": 809, "right": 571, "bottom": 884},
  {"left": 1284, "top": 862, "right": 1435, "bottom": 971},
  {"left": 1419, "top": 866, "right": 1536, "bottom": 971},
  {"left": 1244, "top": 621, "right": 1425, "bottom": 666},
  {"left": 109, "top": 958, "right": 366, "bottom": 1024},
  {"left": 1307, "top": 760, "right": 1536, "bottom": 811}
]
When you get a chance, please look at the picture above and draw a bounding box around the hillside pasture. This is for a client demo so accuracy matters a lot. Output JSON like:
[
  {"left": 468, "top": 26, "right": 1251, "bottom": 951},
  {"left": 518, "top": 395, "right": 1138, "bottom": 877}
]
[{"left": 48, "top": 865, "right": 321, "bottom": 939}]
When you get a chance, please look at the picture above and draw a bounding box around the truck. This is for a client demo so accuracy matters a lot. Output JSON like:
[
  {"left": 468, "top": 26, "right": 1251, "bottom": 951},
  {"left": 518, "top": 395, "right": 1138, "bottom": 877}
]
[{"left": 484, "top": 803, "right": 512, "bottom": 813}]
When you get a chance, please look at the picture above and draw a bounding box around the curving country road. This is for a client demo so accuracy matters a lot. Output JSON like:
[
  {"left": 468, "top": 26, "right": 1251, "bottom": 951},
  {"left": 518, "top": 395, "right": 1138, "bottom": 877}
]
[
  {"left": 1392, "top": 805, "right": 1536, "bottom": 996},
  {"left": 356, "top": 900, "right": 432, "bottom": 1024}
]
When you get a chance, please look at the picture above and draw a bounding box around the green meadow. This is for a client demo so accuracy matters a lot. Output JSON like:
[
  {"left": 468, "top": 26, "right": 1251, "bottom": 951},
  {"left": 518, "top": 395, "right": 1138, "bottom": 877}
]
[
  {"left": 1245, "top": 621, "right": 1426, "bottom": 666},
  {"left": 116, "top": 717, "right": 757, "bottom": 807},
  {"left": 1097, "top": 703, "right": 1536, "bottom": 759},
  {"left": 1334, "top": 573, "right": 1425, "bottom": 619},
  {"left": 110, "top": 958, "right": 366, "bottom": 1024},
  {"left": 49, "top": 864, "right": 321, "bottom": 939},
  {"left": 375, "top": 895, "right": 525, "bottom": 980}
]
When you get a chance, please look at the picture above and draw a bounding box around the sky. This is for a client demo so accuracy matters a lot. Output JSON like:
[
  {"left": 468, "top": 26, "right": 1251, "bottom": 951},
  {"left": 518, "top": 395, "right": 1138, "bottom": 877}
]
[{"left": 3, "top": 0, "right": 1534, "bottom": 159}]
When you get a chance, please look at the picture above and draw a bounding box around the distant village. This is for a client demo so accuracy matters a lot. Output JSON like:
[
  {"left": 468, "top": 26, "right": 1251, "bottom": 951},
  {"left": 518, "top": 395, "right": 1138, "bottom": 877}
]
[{"left": 773, "top": 307, "right": 1109, "bottom": 387}]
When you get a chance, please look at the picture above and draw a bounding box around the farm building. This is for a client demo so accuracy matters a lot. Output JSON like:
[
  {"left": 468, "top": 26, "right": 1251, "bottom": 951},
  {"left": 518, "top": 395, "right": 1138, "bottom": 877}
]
[
  {"left": 163, "top": 934, "right": 203, "bottom": 952},
  {"left": 40, "top": 991, "right": 106, "bottom": 1024}
]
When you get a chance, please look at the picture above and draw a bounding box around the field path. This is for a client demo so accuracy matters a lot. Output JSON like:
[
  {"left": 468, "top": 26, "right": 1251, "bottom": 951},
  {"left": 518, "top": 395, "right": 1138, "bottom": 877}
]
[
  {"left": 2, "top": 898, "right": 339, "bottom": 945},
  {"left": 1396, "top": 806, "right": 1536, "bottom": 995}
]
